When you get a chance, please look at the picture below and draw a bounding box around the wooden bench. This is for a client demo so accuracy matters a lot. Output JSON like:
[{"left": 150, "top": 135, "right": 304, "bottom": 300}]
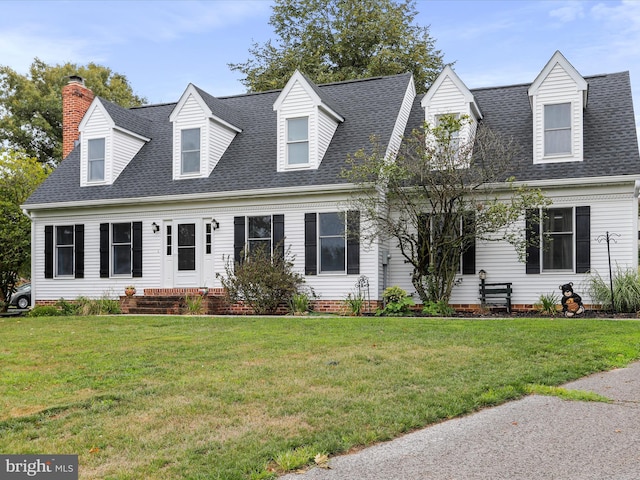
[{"left": 479, "top": 282, "right": 512, "bottom": 313}]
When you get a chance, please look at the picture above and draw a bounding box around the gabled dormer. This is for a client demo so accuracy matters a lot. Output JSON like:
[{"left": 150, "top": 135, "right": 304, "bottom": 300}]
[
  {"left": 273, "top": 70, "right": 344, "bottom": 172},
  {"left": 421, "top": 65, "right": 482, "bottom": 154},
  {"left": 169, "top": 84, "right": 243, "bottom": 180},
  {"left": 528, "top": 51, "right": 588, "bottom": 164},
  {"left": 78, "top": 98, "right": 151, "bottom": 187}
]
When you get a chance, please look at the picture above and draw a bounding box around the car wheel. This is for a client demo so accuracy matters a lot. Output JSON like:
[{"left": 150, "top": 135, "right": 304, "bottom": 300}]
[{"left": 17, "top": 296, "right": 29, "bottom": 309}]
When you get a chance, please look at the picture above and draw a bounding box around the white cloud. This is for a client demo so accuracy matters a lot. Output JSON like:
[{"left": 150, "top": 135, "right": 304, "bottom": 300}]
[{"left": 549, "top": 1, "right": 586, "bottom": 22}]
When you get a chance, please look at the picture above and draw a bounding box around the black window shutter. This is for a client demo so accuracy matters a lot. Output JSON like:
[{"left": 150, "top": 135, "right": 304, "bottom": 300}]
[
  {"left": 234, "top": 216, "right": 245, "bottom": 265},
  {"left": 44, "top": 225, "right": 53, "bottom": 279},
  {"left": 100, "top": 223, "right": 109, "bottom": 278},
  {"left": 417, "top": 214, "right": 430, "bottom": 273},
  {"left": 525, "top": 209, "right": 541, "bottom": 274},
  {"left": 461, "top": 213, "right": 476, "bottom": 275},
  {"left": 273, "top": 214, "right": 285, "bottom": 259},
  {"left": 346, "top": 210, "right": 360, "bottom": 274},
  {"left": 132, "top": 221, "right": 143, "bottom": 277},
  {"left": 74, "top": 224, "right": 84, "bottom": 279},
  {"left": 304, "top": 213, "right": 317, "bottom": 275},
  {"left": 575, "top": 206, "right": 590, "bottom": 273}
]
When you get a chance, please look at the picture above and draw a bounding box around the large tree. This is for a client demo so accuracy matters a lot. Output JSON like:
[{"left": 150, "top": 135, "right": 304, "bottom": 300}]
[
  {"left": 342, "top": 115, "right": 549, "bottom": 305},
  {"left": 0, "top": 149, "right": 51, "bottom": 311},
  {"left": 0, "top": 58, "right": 145, "bottom": 165},
  {"left": 230, "top": 0, "right": 445, "bottom": 93}
]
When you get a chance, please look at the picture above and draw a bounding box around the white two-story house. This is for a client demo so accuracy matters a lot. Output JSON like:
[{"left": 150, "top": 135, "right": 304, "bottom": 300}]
[{"left": 23, "top": 51, "right": 640, "bottom": 313}]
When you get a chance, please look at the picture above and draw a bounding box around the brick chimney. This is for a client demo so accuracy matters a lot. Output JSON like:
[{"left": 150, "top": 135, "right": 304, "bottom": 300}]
[{"left": 62, "top": 75, "right": 94, "bottom": 158}]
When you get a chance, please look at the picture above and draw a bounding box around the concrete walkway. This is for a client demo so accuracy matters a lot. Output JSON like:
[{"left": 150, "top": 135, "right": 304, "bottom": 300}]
[{"left": 283, "top": 362, "right": 640, "bottom": 480}]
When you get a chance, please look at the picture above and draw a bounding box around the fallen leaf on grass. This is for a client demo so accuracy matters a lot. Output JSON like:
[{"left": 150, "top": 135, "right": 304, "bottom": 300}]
[{"left": 315, "top": 453, "right": 330, "bottom": 469}]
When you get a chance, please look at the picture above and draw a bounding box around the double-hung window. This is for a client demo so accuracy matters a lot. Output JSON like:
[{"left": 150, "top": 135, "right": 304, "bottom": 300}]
[
  {"left": 248, "top": 216, "right": 272, "bottom": 257},
  {"left": 112, "top": 223, "right": 133, "bottom": 275},
  {"left": 542, "top": 208, "right": 573, "bottom": 271},
  {"left": 181, "top": 128, "right": 201, "bottom": 174},
  {"left": 287, "top": 117, "right": 309, "bottom": 166},
  {"left": 544, "top": 103, "right": 571, "bottom": 156},
  {"left": 88, "top": 138, "right": 105, "bottom": 182},
  {"left": 319, "top": 212, "right": 346, "bottom": 273},
  {"left": 55, "top": 225, "right": 75, "bottom": 276}
]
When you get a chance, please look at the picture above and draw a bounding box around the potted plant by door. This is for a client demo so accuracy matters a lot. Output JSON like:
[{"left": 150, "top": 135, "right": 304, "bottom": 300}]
[{"left": 125, "top": 285, "right": 136, "bottom": 297}]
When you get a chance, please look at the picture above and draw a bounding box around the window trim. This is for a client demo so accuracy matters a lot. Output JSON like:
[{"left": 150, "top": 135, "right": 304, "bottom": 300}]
[
  {"left": 54, "top": 225, "right": 75, "bottom": 277},
  {"left": 247, "top": 215, "right": 273, "bottom": 257},
  {"left": 111, "top": 222, "right": 133, "bottom": 276},
  {"left": 541, "top": 207, "right": 574, "bottom": 272},
  {"left": 87, "top": 137, "right": 106, "bottom": 183},
  {"left": 543, "top": 102, "right": 572, "bottom": 158},
  {"left": 318, "top": 212, "right": 347, "bottom": 274},
  {"left": 180, "top": 127, "right": 201, "bottom": 175},
  {"left": 286, "top": 116, "right": 310, "bottom": 167}
]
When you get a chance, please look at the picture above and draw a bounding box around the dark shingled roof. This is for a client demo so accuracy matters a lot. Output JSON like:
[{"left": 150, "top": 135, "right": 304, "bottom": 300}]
[
  {"left": 26, "top": 73, "right": 411, "bottom": 205},
  {"left": 404, "top": 71, "right": 640, "bottom": 182},
  {"left": 98, "top": 98, "right": 153, "bottom": 139},
  {"left": 25, "top": 70, "right": 640, "bottom": 207}
]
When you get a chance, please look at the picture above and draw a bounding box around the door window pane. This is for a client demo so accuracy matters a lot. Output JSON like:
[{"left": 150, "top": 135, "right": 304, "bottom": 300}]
[{"left": 178, "top": 223, "right": 196, "bottom": 271}]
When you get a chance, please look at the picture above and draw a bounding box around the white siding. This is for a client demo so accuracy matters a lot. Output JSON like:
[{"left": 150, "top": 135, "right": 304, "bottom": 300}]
[
  {"left": 317, "top": 108, "right": 339, "bottom": 165},
  {"left": 532, "top": 63, "right": 584, "bottom": 163},
  {"left": 207, "top": 118, "right": 237, "bottom": 175},
  {"left": 386, "top": 182, "right": 639, "bottom": 307},
  {"left": 112, "top": 130, "right": 146, "bottom": 180},
  {"left": 30, "top": 192, "right": 380, "bottom": 304}
]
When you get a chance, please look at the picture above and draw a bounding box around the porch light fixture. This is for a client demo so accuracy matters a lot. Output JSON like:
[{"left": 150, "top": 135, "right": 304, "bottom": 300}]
[
  {"left": 151, "top": 222, "right": 160, "bottom": 233},
  {"left": 211, "top": 219, "right": 220, "bottom": 231},
  {"left": 478, "top": 269, "right": 487, "bottom": 281}
]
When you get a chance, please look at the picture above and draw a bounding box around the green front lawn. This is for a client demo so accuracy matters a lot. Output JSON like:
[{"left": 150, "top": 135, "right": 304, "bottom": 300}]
[{"left": 1, "top": 315, "right": 639, "bottom": 479}]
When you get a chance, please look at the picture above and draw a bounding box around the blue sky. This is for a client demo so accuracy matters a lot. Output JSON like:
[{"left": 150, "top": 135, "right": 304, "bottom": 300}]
[{"left": 2, "top": 0, "right": 640, "bottom": 130}]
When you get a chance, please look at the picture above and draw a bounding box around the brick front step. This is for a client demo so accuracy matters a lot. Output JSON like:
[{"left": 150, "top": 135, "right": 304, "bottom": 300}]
[{"left": 120, "top": 294, "right": 229, "bottom": 315}]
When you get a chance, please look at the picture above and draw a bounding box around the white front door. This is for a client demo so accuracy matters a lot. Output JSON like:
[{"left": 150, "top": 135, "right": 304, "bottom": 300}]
[{"left": 172, "top": 220, "right": 201, "bottom": 287}]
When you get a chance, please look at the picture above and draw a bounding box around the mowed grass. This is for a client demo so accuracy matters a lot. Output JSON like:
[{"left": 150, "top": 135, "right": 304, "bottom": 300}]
[{"left": 1, "top": 316, "right": 639, "bottom": 479}]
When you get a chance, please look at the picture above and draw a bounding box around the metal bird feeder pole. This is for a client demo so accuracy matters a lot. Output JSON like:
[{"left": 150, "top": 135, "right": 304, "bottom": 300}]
[{"left": 597, "top": 232, "right": 620, "bottom": 313}]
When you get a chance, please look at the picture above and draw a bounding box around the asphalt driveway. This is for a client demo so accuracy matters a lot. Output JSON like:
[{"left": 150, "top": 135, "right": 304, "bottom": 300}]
[{"left": 283, "top": 361, "right": 640, "bottom": 480}]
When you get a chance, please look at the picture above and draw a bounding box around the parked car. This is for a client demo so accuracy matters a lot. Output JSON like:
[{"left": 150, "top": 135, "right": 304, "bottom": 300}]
[{"left": 9, "top": 283, "right": 31, "bottom": 309}]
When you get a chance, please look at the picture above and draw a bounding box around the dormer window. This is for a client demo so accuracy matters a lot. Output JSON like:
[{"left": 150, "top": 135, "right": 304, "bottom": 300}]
[
  {"left": 529, "top": 51, "right": 587, "bottom": 164},
  {"left": 181, "top": 128, "right": 201, "bottom": 174},
  {"left": 544, "top": 103, "right": 571, "bottom": 156},
  {"left": 88, "top": 138, "right": 105, "bottom": 182},
  {"left": 287, "top": 117, "right": 309, "bottom": 166},
  {"left": 274, "top": 71, "right": 344, "bottom": 172}
]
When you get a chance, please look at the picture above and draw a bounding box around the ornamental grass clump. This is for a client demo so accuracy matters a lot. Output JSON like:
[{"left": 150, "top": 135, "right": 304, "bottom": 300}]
[{"left": 589, "top": 267, "right": 640, "bottom": 313}]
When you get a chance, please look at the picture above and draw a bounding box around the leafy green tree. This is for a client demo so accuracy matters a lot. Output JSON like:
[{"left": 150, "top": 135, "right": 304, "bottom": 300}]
[
  {"left": 342, "top": 115, "right": 549, "bottom": 305},
  {"left": 230, "top": 0, "right": 445, "bottom": 93},
  {"left": 0, "top": 58, "right": 145, "bottom": 165},
  {"left": 0, "top": 149, "right": 51, "bottom": 311}
]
